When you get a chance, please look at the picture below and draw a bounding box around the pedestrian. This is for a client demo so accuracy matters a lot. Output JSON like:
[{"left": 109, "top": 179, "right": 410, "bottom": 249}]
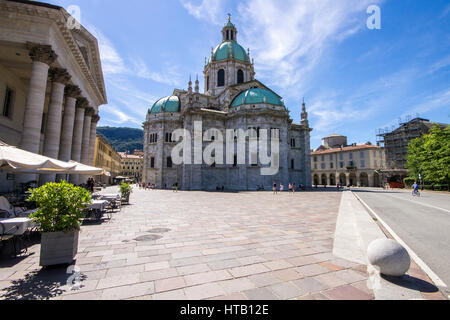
[
  {"left": 273, "top": 182, "right": 277, "bottom": 195},
  {"left": 289, "top": 183, "right": 292, "bottom": 193},
  {"left": 293, "top": 183, "right": 296, "bottom": 194},
  {"left": 87, "top": 177, "right": 94, "bottom": 193},
  {"left": 280, "top": 184, "right": 284, "bottom": 192}
]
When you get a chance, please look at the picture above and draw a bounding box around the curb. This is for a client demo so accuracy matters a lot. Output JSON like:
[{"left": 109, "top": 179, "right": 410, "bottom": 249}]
[{"left": 352, "top": 191, "right": 449, "bottom": 297}]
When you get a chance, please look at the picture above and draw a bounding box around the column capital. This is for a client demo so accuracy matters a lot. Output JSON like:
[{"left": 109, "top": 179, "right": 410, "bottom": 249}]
[
  {"left": 85, "top": 107, "right": 95, "bottom": 117},
  {"left": 76, "top": 97, "right": 89, "bottom": 109},
  {"left": 49, "top": 68, "right": 71, "bottom": 85},
  {"left": 92, "top": 114, "right": 101, "bottom": 123},
  {"left": 65, "top": 85, "right": 82, "bottom": 98},
  {"left": 27, "top": 42, "right": 58, "bottom": 66}
]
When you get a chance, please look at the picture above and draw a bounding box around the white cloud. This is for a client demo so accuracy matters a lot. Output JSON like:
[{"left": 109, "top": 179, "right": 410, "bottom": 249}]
[
  {"left": 237, "top": 0, "right": 382, "bottom": 89},
  {"left": 84, "top": 25, "right": 182, "bottom": 127},
  {"left": 181, "top": 0, "right": 225, "bottom": 25},
  {"left": 87, "top": 25, "right": 126, "bottom": 75},
  {"left": 132, "top": 59, "right": 183, "bottom": 86},
  {"left": 405, "top": 89, "right": 450, "bottom": 117},
  {"left": 101, "top": 104, "right": 143, "bottom": 126}
]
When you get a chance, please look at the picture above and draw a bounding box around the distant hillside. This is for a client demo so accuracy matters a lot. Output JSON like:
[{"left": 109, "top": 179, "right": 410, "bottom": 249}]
[{"left": 97, "top": 127, "right": 143, "bottom": 153}]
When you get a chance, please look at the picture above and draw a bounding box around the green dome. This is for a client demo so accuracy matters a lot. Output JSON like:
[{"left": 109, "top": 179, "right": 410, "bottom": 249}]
[
  {"left": 231, "top": 88, "right": 283, "bottom": 108},
  {"left": 212, "top": 41, "right": 248, "bottom": 62},
  {"left": 225, "top": 21, "right": 235, "bottom": 28},
  {"left": 150, "top": 96, "right": 180, "bottom": 114}
]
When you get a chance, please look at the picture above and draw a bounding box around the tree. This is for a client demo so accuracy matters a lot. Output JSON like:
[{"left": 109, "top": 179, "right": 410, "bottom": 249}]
[{"left": 406, "top": 125, "right": 450, "bottom": 187}]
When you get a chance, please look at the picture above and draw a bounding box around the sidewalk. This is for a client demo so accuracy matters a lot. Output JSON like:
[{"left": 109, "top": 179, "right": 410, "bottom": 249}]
[{"left": 335, "top": 191, "right": 447, "bottom": 300}]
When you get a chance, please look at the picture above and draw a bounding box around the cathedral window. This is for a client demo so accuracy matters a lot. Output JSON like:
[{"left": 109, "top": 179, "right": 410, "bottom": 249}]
[
  {"left": 149, "top": 133, "right": 158, "bottom": 143},
  {"left": 230, "top": 31, "right": 234, "bottom": 41},
  {"left": 167, "top": 157, "right": 173, "bottom": 168},
  {"left": 291, "top": 138, "right": 296, "bottom": 148},
  {"left": 151, "top": 157, "right": 155, "bottom": 168},
  {"left": 165, "top": 132, "right": 173, "bottom": 143},
  {"left": 218, "top": 69, "right": 225, "bottom": 87},
  {"left": 237, "top": 70, "right": 244, "bottom": 84},
  {"left": 206, "top": 76, "right": 209, "bottom": 91},
  {"left": 226, "top": 30, "right": 230, "bottom": 40}
]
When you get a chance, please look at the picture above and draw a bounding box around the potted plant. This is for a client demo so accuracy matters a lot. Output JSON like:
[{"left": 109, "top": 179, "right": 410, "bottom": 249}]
[
  {"left": 27, "top": 181, "right": 91, "bottom": 267},
  {"left": 120, "top": 182, "right": 132, "bottom": 204}
]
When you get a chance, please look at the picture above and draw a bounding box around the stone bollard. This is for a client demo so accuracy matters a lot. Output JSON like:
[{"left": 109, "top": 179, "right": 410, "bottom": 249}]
[{"left": 367, "top": 239, "right": 411, "bottom": 277}]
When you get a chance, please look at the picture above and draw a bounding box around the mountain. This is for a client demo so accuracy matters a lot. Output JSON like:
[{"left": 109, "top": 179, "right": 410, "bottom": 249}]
[{"left": 96, "top": 127, "right": 143, "bottom": 153}]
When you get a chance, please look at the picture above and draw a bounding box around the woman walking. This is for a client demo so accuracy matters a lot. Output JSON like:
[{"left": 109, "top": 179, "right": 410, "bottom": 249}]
[{"left": 273, "top": 182, "right": 277, "bottom": 195}]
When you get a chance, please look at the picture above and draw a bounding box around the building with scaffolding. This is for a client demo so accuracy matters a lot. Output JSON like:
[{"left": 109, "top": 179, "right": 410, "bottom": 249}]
[{"left": 376, "top": 117, "right": 448, "bottom": 184}]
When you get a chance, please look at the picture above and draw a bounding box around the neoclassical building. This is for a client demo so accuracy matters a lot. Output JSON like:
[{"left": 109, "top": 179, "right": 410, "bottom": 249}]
[
  {"left": 311, "top": 134, "right": 386, "bottom": 187},
  {"left": 143, "top": 19, "right": 312, "bottom": 191},
  {"left": 0, "top": 0, "right": 107, "bottom": 192}
]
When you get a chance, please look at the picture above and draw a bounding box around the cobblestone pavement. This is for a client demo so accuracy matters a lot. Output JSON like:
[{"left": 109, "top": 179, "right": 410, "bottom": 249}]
[{"left": 0, "top": 188, "right": 375, "bottom": 300}]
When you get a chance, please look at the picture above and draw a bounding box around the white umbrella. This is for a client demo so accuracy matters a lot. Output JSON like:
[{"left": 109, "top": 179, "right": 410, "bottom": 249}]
[
  {"left": 0, "top": 141, "right": 76, "bottom": 173},
  {"left": 67, "top": 161, "right": 105, "bottom": 175}
]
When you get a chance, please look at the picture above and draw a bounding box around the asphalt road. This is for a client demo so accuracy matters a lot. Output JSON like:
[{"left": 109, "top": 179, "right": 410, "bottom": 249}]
[{"left": 353, "top": 188, "right": 450, "bottom": 290}]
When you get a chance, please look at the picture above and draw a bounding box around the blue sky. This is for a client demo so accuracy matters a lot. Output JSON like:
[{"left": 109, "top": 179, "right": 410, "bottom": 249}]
[{"left": 49, "top": 0, "right": 449, "bottom": 149}]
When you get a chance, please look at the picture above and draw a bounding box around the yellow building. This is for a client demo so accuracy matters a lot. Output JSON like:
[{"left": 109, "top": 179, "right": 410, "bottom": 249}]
[
  {"left": 311, "top": 135, "right": 386, "bottom": 187},
  {"left": 118, "top": 152, "right": 143, "bottom": 182},
  {"left": 94, "top": 135, "right": 121, "bottom": 185}
]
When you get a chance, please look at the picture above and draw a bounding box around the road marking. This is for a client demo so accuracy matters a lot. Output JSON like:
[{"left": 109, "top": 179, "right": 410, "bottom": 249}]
[
  {"left": 380, "top": 192, "right": 450, "bottom": 214},
  {"left": 353, "top": 192, "right": 448, "bottom": 290}
]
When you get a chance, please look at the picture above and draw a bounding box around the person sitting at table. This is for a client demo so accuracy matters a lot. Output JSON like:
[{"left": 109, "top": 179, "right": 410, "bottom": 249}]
[{"left": 0, "top": 196, "right": 31, "bottom": 218}]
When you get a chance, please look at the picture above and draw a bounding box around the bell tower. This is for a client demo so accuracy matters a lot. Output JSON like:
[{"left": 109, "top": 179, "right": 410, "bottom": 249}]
[
  {"left": 222, "top": 14, "right": 237, "bottom": 42},
  {"left": 203, "top": 15, "right": 255, "bottom": 97}
]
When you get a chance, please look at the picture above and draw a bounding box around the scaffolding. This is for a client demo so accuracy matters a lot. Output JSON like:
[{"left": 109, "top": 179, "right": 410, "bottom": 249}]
[{"left": 377, "top": 116, "right": 433, "bottom": 171}]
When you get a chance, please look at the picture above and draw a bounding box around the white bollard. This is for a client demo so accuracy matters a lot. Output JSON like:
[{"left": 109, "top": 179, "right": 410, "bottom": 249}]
[{"left": 368, "top": 239, "right": 411, "bottom": 277}]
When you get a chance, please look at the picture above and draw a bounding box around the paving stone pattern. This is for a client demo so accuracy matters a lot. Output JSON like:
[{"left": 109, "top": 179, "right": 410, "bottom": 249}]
[{"left": 0, "top": 188, "right": 375, "bottom": 300}]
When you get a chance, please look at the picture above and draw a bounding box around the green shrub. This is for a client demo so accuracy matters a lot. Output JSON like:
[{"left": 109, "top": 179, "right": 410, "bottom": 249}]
[
  {"left": 120, "top": 183, "right": 132, "bottom": 196},
  {"left": 27, "top": 181, "right": 92, "bottom": 233}
]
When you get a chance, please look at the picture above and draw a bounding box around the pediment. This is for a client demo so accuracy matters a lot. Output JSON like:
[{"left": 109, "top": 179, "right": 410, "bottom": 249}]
[{"left": 68, "top": 25, "right": 106, "bottom": 102}]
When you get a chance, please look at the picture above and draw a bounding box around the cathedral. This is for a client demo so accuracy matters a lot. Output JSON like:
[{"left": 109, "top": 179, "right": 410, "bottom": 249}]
[{"left": 143, "top": 19, "right": 312, "bottom": 191}]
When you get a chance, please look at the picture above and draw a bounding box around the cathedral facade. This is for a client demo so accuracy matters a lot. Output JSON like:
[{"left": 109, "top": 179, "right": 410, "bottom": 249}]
[{"left": 143, "top": 20, "right": 312, "bottom": 191}]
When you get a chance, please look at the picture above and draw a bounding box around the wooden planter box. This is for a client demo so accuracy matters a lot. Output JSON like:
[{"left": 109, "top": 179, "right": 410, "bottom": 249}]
[{"left": 40, "top": 231, "right": 79, "bottom": 267}]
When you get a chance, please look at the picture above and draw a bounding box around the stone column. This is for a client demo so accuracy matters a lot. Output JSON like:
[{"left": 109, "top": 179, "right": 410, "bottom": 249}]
[
  {"left": 20, "top": 43, "right": 57, "bottom": 154},
  {"left": 79, "top": 108, "right": 94, "bottom": 184},
  {"left": 81, "top": 108, "right": 94, "bottom": 165},
  {"left": 69, "top": 98, "right": 88, "bottom": 185},
  {"left": 40, "top": 68, "right": 71, "bottom": 185},
  {"left": 18, "top": 44, "right": 57, "bottom": 185},
  {"left": 89, "top": 115, "right": 100, "bottom": 166},
  {"left": 368, "top": 173, "right": 375, "bottom": 187},
  {"left": 56, "top": 85, "right": 81, "bottom": 182}
]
